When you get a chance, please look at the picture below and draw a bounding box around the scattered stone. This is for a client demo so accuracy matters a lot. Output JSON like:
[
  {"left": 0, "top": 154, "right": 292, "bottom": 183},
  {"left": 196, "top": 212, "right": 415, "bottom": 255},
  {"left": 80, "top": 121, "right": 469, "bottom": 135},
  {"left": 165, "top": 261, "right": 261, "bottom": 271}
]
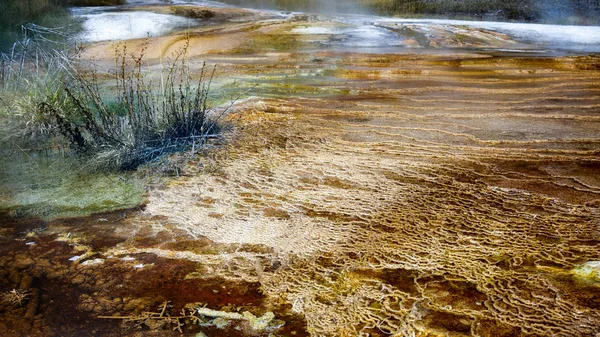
[
  {"left": 123, "top": 298, "right": 147, "bottom": 311},
  {"left": 14, "top": 254, "right": 35, "bottom": 269},
  {"left": 81, "top": 258, "right": 105, "bottom": 266},
  {"left": 244, "top": 311, "right": 275, "bottom": 331},
  {"left": 71, "top": 274, "right": 86, "bottom": 285},
  {"left": 196, "top": 307, "right": 277, "bottom": 332}
]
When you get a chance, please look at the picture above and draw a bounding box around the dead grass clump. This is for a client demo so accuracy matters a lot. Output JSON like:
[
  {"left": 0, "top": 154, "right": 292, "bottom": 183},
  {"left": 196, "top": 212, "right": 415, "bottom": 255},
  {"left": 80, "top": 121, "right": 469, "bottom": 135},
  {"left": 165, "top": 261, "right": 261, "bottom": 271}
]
[
  {"left": 45, "top": 41, "right": 229, "bottom": 170},
  {"left": 2, "top": 289, "right": 29, "bottom": 307}
]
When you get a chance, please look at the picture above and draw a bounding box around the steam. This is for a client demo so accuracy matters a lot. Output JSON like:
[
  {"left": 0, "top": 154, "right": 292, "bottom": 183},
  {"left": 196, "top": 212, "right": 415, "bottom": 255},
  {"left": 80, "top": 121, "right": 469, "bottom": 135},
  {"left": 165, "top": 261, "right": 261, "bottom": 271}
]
[
  {"left": 192, "top": 0, "right": 367, "bottom": 15},
  {"left": 536, "top": 0, "right": 576, "bottom": 23},
  {"left": 374, "top": 17, "right": 600, "bottom": 51}
]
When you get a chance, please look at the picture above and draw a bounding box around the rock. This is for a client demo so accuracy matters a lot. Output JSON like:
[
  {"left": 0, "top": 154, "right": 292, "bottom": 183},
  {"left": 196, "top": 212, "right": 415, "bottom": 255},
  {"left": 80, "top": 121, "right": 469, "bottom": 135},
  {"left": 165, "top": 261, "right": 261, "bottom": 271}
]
[
  {"left": 243, "top": 311, "right": 275, "bottom": 331},
  {"left": 123, "top": 298, "right": 146, "bottom": 311},
  {"left": 25, "top": 288, "right": 40, "bottom": 319},
  {"left": 19, "top": 274, "right": 33, "bottom": 290},
  {"left": 93, "top": 304, "right": 105, "bottom": 314},
  {"left": 8, "top": 268, "right": 22, "bottom": 284},
  {"left": 212, "top": 317, "right": 230, "bottom": 329},
  {"left": 79, "top": 302, "right": 95, "bottom": 312},
  {"left": 195, "top": 307, "right": 276, "bottom": 332},
  {"left": 71, "top": 274, "right": 86, "bottom": 285},
  {"left": 78, "top": 295, "right": 95, "bottom": 312},
  {"left": 14, "top": 254, "right": 35, "bottom": 269},
  {"left": 46, "top": 268, "right": 68, "bottom": 280},
  {"left": 144, "top": 319, "right": 166, "bottom": 330},
  {"left": 81, "top": 258, "right": 105, "bottom": 267},
  {"left": 572, "top": 261, "right": 600, "bottom": 282},
  {"left": 33, "top": 259, "right": 52, "bottom": 269}
]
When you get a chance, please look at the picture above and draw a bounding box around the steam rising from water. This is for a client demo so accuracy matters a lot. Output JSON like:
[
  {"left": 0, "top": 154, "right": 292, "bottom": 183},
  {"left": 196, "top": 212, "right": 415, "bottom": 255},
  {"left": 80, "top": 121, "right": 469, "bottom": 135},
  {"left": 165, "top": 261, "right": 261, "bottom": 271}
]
[
  {"left": 536, "top": 0, "right": 575, "bottom": 22},
  {"left": 373, "top": 17, "right": 600, "bottom": 51},
  {"left": 193, "top": 0, "right": 366, "bottom": 15}
]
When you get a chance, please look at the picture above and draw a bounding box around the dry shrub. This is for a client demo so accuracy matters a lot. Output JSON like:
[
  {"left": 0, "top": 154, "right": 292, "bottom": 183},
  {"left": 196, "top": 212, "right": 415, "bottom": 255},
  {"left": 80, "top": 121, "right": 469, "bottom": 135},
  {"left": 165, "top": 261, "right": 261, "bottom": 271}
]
[{"left": 49, "top": 41, "right": 223, "bottom": 170}]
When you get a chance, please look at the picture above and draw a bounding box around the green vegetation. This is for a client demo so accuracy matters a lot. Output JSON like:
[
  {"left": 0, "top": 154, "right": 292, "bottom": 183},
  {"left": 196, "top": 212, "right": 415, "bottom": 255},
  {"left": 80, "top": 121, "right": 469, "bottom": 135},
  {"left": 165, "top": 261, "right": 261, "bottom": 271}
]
[
  {"left": 0, "top": 41, "right": 222, "bottom": 217},
  {"left": 216, "top": 0, "right": 352, "bottom": 13},
  {"left": 355, "top": 0, "right": 600, "bottom": 23},
  {"left": 0, "top": 56, "right": 146, "bottom": 220},
  {"left": 0, "top": 0, "right": 70, "bottom": 52}
]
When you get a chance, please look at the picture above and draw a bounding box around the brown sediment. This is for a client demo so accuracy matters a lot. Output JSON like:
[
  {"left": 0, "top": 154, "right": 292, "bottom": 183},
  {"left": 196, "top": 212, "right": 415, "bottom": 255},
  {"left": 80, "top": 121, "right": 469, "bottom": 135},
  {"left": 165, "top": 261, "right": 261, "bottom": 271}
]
[{"left": 0, "top": 211, "right": 308, "bottom": 336}]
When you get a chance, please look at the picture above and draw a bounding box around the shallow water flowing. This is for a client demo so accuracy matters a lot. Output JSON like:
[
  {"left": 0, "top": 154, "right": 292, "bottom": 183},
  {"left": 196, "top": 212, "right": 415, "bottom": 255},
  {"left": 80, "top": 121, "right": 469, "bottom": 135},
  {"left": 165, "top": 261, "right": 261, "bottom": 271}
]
[{"left": 1, "top": 1, "right": 599, "bottom": 336}]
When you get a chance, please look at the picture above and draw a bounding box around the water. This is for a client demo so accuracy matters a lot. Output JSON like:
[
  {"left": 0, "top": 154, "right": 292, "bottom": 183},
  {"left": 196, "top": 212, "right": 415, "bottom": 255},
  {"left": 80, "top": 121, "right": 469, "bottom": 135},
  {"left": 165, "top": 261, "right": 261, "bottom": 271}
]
[
  {"left": 72, "top": 8, "right": 195, "bottom": 42},
  {"left": 0, "top": 153, "right": 144, "bottom": 220},
  {"left": 371, "top": 17, "right": 600, "bottom": 52},
  {"left": 72, "top": 0, "right": 600, "bottom": 53},
  {"left": 292, "top": 24, "right": 406, "bottom": 49}
]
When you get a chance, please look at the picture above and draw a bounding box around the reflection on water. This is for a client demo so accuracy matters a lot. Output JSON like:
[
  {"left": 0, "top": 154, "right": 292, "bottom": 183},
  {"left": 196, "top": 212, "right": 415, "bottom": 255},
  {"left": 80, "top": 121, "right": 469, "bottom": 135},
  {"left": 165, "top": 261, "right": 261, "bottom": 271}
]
[{"left": 0, "top": 152, "right": 144, "bottom": 220}]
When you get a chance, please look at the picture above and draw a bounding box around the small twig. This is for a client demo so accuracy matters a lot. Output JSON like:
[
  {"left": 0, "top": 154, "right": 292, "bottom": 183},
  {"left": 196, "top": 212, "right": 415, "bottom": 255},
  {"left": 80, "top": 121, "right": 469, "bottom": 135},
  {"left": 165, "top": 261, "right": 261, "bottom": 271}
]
[
  {"left": 159, "top": 301, "right": 168, "bottom": 317},
  {"left": 98, "top": 315, "right": 192, "bottom": 320}
]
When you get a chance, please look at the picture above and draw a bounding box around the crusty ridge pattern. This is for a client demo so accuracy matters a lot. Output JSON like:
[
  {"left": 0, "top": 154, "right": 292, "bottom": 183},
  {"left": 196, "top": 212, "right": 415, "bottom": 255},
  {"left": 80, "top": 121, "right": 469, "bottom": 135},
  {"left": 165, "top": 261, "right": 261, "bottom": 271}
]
[{"left": 140, "top": 55, "right": 600, "bottom": 336}]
